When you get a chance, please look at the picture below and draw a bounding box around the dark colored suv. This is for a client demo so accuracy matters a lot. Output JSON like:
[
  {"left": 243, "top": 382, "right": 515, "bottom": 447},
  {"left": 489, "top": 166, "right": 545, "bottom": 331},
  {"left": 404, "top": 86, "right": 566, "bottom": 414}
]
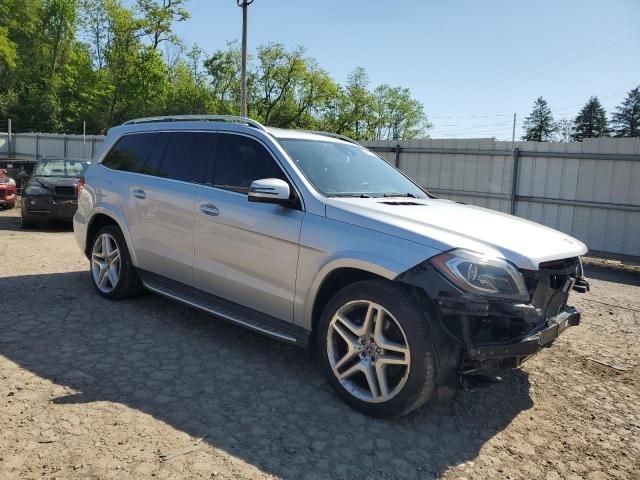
[{"left": 21, "top": 157, "right": 90, "bottom": 228}]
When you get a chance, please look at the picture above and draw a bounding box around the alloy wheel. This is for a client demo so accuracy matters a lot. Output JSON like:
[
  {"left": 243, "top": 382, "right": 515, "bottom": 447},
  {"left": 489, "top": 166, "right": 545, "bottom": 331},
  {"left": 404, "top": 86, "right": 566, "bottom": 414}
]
[
  {"left": 91, "top": 233, "right": 121, "bottom": 293},
  {"left": 327, "top": 300, "right": 411, "bottom": 403}
]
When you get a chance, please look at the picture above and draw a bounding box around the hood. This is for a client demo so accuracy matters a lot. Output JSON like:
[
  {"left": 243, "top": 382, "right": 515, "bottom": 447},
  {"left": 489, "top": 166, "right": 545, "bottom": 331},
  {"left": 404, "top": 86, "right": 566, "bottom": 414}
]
[
  {"left": 325, "top": 197, "right": 588, "bottom": 270},
  {"left": 27, "top": 176, "right": 79, "bottom": 189}
]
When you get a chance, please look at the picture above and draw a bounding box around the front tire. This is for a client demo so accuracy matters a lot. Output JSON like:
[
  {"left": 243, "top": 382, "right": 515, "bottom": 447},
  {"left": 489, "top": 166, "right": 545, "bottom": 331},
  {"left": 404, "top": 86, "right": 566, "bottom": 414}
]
[
  {"left": 318, "top": 280, "right": 437, "bottom": 418},
  {"left": 90, "top": 225, "right": 144, "bottom": 299},
  {"left": 21, "top": 212, "right": 36, "bottom": 229}
]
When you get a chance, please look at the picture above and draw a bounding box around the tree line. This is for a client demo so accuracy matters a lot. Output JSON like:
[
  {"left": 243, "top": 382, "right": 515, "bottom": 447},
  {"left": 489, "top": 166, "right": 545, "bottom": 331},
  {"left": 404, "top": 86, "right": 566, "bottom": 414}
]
[
  {"left": 522, "top": 88, "right": 640, "bottom": 142},
  {"left": 0, "top": 0, "right": 430, "bottom": 140}
]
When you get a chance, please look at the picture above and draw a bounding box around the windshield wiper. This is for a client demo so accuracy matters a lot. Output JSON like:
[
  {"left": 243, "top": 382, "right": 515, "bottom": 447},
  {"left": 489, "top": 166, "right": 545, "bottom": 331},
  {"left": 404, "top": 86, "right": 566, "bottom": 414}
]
[
  {"left": 383, "top": 192, "right": 418, "bottom": 198},
  {"left": 328, "top": 193, "right": 372, "bottom": 198}
]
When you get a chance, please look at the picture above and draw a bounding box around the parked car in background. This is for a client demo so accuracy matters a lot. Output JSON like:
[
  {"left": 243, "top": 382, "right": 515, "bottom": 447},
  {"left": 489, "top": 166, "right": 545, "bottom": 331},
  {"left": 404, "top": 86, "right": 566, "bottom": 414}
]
[
  {"left": 74, "top": 115, "right": 590, "bottom": 418},
  {"left": 21, "top": 157, "right": 91, "bottom": 228},
  {"left": 0, "top": 169, "right": 17, "bottom": 209}
]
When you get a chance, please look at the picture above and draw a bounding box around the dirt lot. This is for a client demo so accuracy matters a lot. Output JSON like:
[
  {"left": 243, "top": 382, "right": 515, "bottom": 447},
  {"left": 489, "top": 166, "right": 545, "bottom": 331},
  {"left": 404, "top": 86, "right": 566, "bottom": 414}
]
[{"left": 0, "top": 207, "right": 638, "bottom": 480}]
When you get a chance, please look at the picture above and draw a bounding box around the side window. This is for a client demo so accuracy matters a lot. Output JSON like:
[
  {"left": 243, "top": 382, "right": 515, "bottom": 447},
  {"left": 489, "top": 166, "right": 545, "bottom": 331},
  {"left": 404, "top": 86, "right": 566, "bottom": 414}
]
[
  {"left": 154, "top": 132, "right": 212, "bottom": 183},
  {"left": 101, "top": 133, "right": 158, "bottom": 173},
  {"left": 213, "top": 134, "right": 286, "bottom": 194}
]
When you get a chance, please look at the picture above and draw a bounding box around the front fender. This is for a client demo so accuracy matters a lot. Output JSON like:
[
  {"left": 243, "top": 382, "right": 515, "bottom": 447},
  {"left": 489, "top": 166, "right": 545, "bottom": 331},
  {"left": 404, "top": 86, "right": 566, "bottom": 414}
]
[{"left": 293, "top": 214, "right": 443, "bottom": 330}]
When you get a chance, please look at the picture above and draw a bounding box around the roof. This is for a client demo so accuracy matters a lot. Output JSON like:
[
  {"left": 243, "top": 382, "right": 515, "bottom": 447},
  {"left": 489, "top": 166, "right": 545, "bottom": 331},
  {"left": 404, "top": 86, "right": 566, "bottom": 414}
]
[{"left": 265, "top": 127, "right": 357, "bottom": 145}]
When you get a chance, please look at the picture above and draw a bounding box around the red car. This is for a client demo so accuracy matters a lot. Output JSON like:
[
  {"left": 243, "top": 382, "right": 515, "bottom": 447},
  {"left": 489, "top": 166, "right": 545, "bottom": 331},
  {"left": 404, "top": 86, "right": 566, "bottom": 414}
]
[{"left": 0, "top": 169, "right": 17, "bottom": 209}]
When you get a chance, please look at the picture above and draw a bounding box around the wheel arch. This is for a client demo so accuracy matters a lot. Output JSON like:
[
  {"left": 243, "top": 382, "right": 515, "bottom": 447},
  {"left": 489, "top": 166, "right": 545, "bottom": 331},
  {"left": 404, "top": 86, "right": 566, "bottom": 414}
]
[
  {"left": 85, "top": 208, "right": 137, "bottom": 265},
  {"left": 303, "top": 254, "right": 409, "bottom": 348}
]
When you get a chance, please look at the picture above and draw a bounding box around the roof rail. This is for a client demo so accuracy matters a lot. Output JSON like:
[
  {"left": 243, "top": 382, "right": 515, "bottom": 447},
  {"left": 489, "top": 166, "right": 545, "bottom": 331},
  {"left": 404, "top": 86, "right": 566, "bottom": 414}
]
[
  {"left": 122, "top": 115, "right": 266, "bottom": 131},
  {"left": 298, "top": 130, "right": 360, "bottom": 145}
]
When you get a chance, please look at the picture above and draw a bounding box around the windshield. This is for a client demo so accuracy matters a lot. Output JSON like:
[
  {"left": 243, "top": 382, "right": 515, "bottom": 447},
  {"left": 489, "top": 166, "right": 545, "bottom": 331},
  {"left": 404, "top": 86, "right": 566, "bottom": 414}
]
[
  {"left": 33, "top": 159, "right": 90, "bottom": 177},
  {"left": 279, "top": 139, "right": 426, "bottom": 198}
]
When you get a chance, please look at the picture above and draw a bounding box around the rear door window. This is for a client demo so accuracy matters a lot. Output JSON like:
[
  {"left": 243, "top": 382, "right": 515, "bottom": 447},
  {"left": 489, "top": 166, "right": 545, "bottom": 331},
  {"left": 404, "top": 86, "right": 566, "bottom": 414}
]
[
  {"left": 212, "top": 134, "right": 286, "bottom": 194},
  {"left": 154, "top": 132, "right": 213, "bottom": 184},
  {"left": 102, "top": 133, "right": 158, "bottom": 173}
]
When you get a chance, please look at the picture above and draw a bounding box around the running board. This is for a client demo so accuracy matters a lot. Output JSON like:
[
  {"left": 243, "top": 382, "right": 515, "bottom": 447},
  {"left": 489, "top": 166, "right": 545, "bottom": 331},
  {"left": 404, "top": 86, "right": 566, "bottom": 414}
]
[{"left": 139, "top": 271, "right": 309, "bottom": 345}]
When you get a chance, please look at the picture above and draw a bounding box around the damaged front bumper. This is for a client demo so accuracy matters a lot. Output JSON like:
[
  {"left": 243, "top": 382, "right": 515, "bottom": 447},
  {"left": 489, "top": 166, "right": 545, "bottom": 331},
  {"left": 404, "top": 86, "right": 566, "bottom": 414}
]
[
  {"left": 398, "top": 257, "right": 589, "bottom": 372},
  {"left": 466, "top": 306, "right": 580, "bottom": 361}
]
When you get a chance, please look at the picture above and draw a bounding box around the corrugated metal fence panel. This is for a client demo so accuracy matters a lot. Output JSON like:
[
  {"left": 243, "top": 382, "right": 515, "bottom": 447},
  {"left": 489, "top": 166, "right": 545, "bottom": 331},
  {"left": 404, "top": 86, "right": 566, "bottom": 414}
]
[
  {"left": 8, "top": 133, "right": 105, "bottom": 160},
  {"left": 363, "top": 137, "right": 640, "bottom": 258},
  {"left": 0, "top": 133, "right": 7, "bottom": 153}
]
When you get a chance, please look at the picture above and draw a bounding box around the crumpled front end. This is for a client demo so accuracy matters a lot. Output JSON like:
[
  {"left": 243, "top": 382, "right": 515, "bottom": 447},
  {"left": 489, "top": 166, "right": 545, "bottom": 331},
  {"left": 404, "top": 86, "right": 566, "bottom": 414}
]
[{"left": 398, "top": 256, "right": 590, "bottom": 373}]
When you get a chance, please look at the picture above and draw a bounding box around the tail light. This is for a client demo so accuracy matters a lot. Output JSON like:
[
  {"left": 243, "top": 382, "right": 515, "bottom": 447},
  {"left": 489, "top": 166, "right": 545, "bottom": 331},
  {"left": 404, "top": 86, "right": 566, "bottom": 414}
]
[{"left": 77, "top": 176, "right": 85, "bottom": 195}]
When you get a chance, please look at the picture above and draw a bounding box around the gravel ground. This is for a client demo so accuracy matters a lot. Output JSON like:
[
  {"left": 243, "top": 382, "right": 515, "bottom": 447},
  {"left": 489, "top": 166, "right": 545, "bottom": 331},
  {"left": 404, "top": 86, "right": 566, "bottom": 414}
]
[{"left": 0, "top": 206, "right": 639, "bottom": 480}]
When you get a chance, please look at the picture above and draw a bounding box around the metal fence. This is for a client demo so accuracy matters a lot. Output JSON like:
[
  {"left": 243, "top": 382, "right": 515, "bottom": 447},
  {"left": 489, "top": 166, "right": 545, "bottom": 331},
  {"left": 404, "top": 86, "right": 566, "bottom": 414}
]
[
  {"left": 0, "top": 132, "right": 103, "bottom": 160},
  {"left": 1, "top": 131, "right": 639, "bottom": 258}
]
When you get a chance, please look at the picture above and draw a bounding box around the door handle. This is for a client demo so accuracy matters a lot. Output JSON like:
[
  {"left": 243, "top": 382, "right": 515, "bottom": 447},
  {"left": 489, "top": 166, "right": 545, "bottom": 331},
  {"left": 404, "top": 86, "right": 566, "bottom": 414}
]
[
  {"left": 132, "top": 189, "right": 146, "bottom": 199},
  {"left": 199, "top": 203, "right": 220, "bottom": 216}
]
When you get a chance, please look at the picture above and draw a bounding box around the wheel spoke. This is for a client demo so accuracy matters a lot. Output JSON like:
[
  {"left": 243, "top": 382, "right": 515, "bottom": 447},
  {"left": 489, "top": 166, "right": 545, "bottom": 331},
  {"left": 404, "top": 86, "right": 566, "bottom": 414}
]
[
  {"left": 337, "top": 360, "right": 365, "bottom": 381},
  {"left": 109, "top": 250, "right": 120, "bottom": 268},
  {"left": 377, "top": 353, "right": 409, "bottom": 366},
  {"left": 108, "top": 265, "right": 118, "bottom": 287},
  {"left": 101, "top": 234, "right": 109, "bottom": 257},
  {"left": 375, "top": 362, "right": 390, "bottom": 397},
  {"left": 361, "top": 361, "right": 380, "bottom": 399},
  {"left": 362, "top": 303, "right": 382, "bottom": 337},
  {"left": 334, "top": 349, "right": 358, "bottom": 371},
  {"left": 98, "top": 266, "right": 109, "bottom": 288},
  {"left": 378, "top": 338, "right": 409, "bottom": 357},
  {"left": 334, "top": 313, "right": 363, "bottom": 337}
]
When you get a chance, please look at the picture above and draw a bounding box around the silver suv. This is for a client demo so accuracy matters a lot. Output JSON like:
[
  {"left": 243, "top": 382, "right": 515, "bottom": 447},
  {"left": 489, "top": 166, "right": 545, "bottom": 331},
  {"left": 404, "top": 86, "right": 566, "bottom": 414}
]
[{"left": 74, "top": 115, "right": 590, "bottom": 418}]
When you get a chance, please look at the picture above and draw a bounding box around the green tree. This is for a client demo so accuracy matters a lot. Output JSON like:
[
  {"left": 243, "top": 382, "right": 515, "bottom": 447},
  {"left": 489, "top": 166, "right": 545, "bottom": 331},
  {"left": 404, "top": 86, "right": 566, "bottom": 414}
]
[
  {"left": 137, "top": 0, "right": 190, "bottom": 49},
  {"left": 103, "top": 0, "right": 168, "bottom": 124},
  {"left": 522, "top": 97, "right": 557, "bottom": 142},
  {"left": 204, "top": 41, "right": 241, "bottom": 115},
  {"left": 372, "top": 85, "right": 429, "bottom": 140},
  {"left": 165, "top": 61, "right": 212, "bottom": 114},
  {"left": 571, "top": 96, "right": 609, "bottom": 141},
  {"left": 610, "top": 87, "right": 640, "bottom": 137},
  {"left": 79, "top": 0, "right": 111, "bottom": 69}
]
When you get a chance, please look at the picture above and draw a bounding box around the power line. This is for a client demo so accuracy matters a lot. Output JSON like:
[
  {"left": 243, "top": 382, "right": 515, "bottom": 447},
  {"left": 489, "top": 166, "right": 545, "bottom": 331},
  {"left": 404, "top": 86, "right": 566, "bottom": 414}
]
[{"left": 443, "top": 18, "right": 640, "bottom": 104}]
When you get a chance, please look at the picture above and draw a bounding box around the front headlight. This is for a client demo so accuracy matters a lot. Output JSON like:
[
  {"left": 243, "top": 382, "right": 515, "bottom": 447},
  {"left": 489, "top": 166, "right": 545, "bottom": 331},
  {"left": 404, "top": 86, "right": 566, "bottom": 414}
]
[
  {"left": 429, "top": 249, "right": 529, "bottom": 301},
  {"left": 24, "top": 185, "right": 48, "bottom": 195}
]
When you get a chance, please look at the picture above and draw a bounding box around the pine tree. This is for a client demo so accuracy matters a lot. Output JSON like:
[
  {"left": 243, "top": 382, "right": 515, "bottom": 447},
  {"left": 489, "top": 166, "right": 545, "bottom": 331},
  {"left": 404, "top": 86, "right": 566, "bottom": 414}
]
[
  {"left": 571, "top": 96, "right": 609, "bottom": 141},
  {"left": 522, "top": 97, "right": 557, "bottom": 142},
  {"left": 610, "top": 87, "right": 640, "bottom": 137}
]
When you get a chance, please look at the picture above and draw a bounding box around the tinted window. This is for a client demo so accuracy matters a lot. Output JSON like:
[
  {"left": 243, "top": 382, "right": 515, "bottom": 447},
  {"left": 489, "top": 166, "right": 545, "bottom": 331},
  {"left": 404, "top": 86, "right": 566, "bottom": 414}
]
[
  {"left": 102, "top": 133, "right": 158, "bottom": 173},
  {"left": 154, "top": 132, "right": 212, "bottom": 183},
  {"left": 213, "top": 134, "right": 286, "bottom": 193}
]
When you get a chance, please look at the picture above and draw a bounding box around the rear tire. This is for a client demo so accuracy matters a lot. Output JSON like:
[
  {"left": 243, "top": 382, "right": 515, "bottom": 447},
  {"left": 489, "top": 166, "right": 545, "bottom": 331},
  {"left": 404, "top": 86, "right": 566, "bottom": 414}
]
[
  {"left": 318, "top": 279, "right": 437, "bottom": 418},
  {"left": 90, "top": 225, "right": 145, "bottom": 299}
]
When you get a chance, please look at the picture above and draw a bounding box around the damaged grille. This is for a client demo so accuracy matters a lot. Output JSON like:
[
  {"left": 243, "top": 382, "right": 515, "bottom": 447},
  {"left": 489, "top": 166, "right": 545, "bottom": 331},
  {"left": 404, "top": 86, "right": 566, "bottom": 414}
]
[{"left": 524, "top": 257, "right": 578, "bottom": 318}]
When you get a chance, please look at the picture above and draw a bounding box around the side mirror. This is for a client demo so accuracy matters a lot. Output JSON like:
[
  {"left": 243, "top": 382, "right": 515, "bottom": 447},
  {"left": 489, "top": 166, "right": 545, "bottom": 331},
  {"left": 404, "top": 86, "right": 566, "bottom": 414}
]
[{"left": 248, "top": 178, "right": 291, "bottom": 205}]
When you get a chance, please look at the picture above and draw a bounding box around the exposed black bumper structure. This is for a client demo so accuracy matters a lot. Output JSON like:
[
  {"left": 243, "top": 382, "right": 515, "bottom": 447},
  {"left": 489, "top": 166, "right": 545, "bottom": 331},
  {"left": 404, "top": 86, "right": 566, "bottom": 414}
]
[
  {"left": 466, "top": 306, "right": 580, "bottom": 361},
  {"left": 398, "top": 256, "right": 590, "bottom": 376}
]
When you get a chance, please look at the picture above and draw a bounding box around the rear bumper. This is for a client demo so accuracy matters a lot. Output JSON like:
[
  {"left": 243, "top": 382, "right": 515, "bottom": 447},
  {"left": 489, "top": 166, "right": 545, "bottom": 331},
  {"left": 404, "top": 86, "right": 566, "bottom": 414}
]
[{"left": 466, "top": 306, "right": 580, "bottom": 361}]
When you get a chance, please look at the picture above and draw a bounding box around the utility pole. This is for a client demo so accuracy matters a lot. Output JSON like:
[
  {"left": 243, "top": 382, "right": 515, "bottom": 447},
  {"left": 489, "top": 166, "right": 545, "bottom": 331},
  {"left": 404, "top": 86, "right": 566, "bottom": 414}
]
[
  {"left": 237, "top": 0, "right": 254, "bottom": 117},
  {"left": 511, "top": 112, "right": 517, "bottom": 145}
]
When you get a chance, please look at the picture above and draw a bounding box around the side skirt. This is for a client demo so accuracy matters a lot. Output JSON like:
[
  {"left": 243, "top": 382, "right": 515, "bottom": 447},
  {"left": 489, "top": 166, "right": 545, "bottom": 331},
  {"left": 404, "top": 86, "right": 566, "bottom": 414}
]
[{"left": 139, "top": 270, "right": 310, "bottom": 346}]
